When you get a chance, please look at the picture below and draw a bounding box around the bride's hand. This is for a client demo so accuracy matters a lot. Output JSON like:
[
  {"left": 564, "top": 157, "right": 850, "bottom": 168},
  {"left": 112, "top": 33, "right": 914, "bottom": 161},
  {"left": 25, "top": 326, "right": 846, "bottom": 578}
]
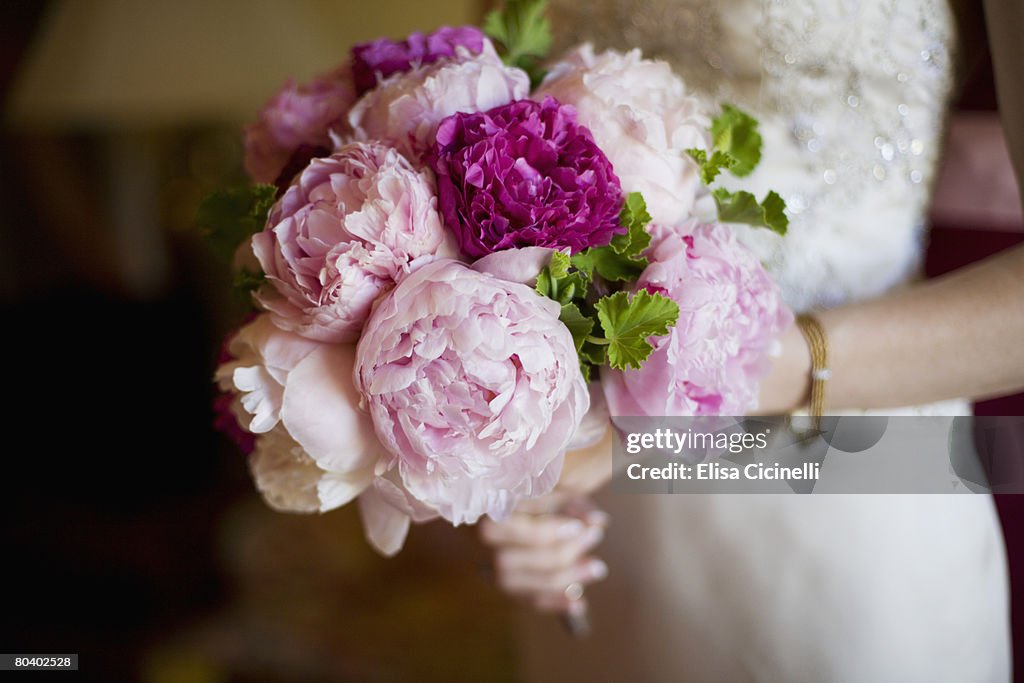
[
  {"left": 480, "top": 496, "right": 609, "bottom": 617},
  {"left": 480, "top": 427, "right": 615, "bottom": 616}
]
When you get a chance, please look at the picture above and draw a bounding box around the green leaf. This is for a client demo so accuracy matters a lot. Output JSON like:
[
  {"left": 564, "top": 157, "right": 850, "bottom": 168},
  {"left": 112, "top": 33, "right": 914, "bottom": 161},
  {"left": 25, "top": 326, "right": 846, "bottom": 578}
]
[
  {"left": 572, "top": 192, "right": 654, "bottom": 282},
  {"left": 617, "top": 192, "right": 652, "bottom": 241},
  {"left": 579, "top": 341, "right": 607, "bottom": 367},
  {"left": 535, "top": 250, "right": 585, "bottom": 303},
  {"left": 556, "top": 272, "right": 588, "bottom": 304},
  {"left": 559, "top": 302, "right": 593, "bottom": 351},
  {"left": 535, "top": 268, "right": 553, "bottom": 298},
  {"left": 484, "top": 0, "right": 551, "bottom": 85},
  {"left": 713, "top": 188, "right": 789, "bottom": 235},
  {"left": 548, "top": 250, "right": 570, "bottom": 279},
  {"left": 197, "top": 184, "right": 277, "bottom": 261},
  {"left": 610, "top": 192, "right": 653, "bottom": 257},
  {"left": 570, "top": 246, "right": 647, "bottom": 282},
  {"left": 234, "top": 268, "right": 265, "bottom": 293},
  {"left": 687, "top": 148, "right": 737, "bottom": 185},
  {"left": 578, "top": 337, "right": 609, "bottom": 381},
  {"left": 711, "top": 104, "right": 762, "bottom": 177},
  {"left": 595, "top": 290, "right": 679, "bottom": 370}
]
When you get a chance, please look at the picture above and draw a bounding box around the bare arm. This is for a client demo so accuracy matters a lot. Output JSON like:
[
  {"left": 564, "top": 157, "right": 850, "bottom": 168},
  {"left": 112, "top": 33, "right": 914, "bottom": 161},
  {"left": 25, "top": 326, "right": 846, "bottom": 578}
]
[{"left": 758, "top": 244, "right": 1024, "bottom": 412}]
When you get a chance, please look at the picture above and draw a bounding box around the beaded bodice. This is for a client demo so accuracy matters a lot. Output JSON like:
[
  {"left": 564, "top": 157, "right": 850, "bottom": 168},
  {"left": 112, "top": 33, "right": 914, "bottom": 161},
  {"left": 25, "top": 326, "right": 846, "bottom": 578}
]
[{"left": 550, "top": 0, "right": 959, "bottom": 311}]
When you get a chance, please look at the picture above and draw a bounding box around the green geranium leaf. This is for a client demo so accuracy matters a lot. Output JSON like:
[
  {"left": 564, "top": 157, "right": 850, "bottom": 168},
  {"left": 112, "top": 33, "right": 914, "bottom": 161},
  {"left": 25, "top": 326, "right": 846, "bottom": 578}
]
[
  {"left": 197, "top": 184, "right": 277, "bottom": 262},
  {"left": 536, "top": 250, "right": 587, "bottom": 304},
  {"left": 595, "top": 290, "right": 679, "bottom": 370},
  {"left": 579, "top": 341, "right": 607, "bottom": 367},
  {"left": 713, "top": 188, "right": 788, "bottom": 235},
  {"left": 484, "top": 0, "right": 551, "bottom": 86},
  {"left": 610, "top": 192, "right": 653, "bottom": 257},
  {"left": 556, "top": 272, "right": 589, "bottom": 304},
  {"left": 570, "top": 246, "right": 648, "bottom": 282},
  {"left": 548, "top": 249, "right": 570, "bottom": 279},
  {"left": 711, "top": 104, "right": 762, "bottom": 177},
  {"left": 559, "top": 302, "right": 594, "bottom": 351},
  {"left": 687, "top": 148, "right": 738, "bottom": 185},
  {"left": 574, "top": 192, "right": 652, "bottom": 283}
]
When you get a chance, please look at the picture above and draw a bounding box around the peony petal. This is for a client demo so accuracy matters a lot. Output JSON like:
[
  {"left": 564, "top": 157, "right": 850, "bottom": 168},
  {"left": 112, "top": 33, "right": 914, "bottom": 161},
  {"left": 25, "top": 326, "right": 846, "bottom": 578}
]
[
  {"left": 248, "top": 427, "right": 322, "bottom": 514},
  {"left": 281, "top": 344, "right": 382, "bottom": 474},
  {"left": 357, "top": 488, "right": 411, "bottom": 556},
  {"left": 374, "top": 472, "right": 441, "bottom": 523},
  {"left": 471, "top": 246, "right": 557, "bottom": 286},
  {"left": 318, "top": 467, "right": 374, "bottom": 512},
  {"left": 568, "top": 381, "right": 610, "bottom": 450}
]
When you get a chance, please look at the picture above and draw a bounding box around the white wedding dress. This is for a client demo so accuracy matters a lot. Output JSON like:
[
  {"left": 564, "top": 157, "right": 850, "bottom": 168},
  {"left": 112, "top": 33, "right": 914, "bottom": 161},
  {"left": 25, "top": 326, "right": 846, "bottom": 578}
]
[{"left": 517, "top": 0, "right": 1012, "bottom": 680}]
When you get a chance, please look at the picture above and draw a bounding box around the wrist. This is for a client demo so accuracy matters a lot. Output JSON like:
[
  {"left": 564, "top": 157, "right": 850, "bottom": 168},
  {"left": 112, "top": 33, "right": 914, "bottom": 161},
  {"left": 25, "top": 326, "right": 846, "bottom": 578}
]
[{"left": 756, "top": 321, "right": 812, "bottom": 414}]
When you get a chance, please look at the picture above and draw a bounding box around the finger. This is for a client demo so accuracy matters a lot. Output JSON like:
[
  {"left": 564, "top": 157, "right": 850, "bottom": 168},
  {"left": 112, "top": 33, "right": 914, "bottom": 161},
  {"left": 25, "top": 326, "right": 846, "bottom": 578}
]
[
  {"left": 533, "top": 590, "right": 588, "bottom": 615},
  {"left": 497, "top": 556, "right": 609, "bottom": 597},
  {"left": 513, "top": 489, "right": 576, "bottom": 514},
  {"left": 480, "top": 514, "right": 590, "bottom": 548},
  {"left": 559, "top": 497, "right": 611, "bottom": 527},
  {"left": 495, "top": 523, "right": 604, "bottom": 573}
]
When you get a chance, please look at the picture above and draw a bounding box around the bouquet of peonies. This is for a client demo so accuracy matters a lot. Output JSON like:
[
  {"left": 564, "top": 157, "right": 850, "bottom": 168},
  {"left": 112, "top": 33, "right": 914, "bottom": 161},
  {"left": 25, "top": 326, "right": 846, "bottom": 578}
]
[{"left": 205, "top": 0, "right": 792, "bottom": 555}]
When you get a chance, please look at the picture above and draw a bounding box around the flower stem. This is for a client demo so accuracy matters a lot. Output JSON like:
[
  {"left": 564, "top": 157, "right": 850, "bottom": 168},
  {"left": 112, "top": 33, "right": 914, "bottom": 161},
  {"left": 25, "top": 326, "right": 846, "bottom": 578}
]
[{"left": 585, "top": 336, "right": 611, "bottom": 346}]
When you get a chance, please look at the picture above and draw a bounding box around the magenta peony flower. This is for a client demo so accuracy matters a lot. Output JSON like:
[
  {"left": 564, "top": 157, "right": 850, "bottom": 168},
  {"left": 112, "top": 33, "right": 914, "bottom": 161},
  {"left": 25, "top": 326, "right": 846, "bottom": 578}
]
[
  {"left": 602, "top": 222, "right": 793, "bottom": 417},
  {"left": 351, "top": 25, "right": 487, "bottom": 94},
  {"left": 430, "top": 97, "right": 624, "bottom": 259},
  {"left": 354, "top": 259, "right": 590, "bottom": 525},
  {"left": 348, "top": 41, "right": 529, "bottom": 163},
  {"left": 536, "top": 45, "right": 710, "bottom": 226},
  {"left": 251, "top": 141, "right": 455, "bottom": 343},
  {"left": 244, "top": 65, "right": 357, "bottom": 185},
  {"left": 214, "top": 314, "right": 382, "bottom": 513}
]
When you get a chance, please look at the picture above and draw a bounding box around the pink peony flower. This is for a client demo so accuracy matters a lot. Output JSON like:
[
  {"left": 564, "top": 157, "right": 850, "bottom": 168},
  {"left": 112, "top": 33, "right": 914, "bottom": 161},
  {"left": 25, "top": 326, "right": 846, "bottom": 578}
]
[
  {"left": 535, "top": 45, "right": 710, "bottom": 226},
  {"left": 354, "top": 259, "right": 590, "bottom": 525},
  {"left": 252, "top": 141, "right": 455, "bottom": 343},
  {"left": 347, "top": 41, "right": 530, "bottom": 163},
  {"left": 602, "top": 222, "right": 793, "bottom": 417},
  {"left": 244, "top": 65, "right": 358, "bottom": 185},
  {"left": 351, "top": 25, "right": 487, "bottom": 94},
  {"left": 214, "top": 314, "right": 382, "bottom": 512}
]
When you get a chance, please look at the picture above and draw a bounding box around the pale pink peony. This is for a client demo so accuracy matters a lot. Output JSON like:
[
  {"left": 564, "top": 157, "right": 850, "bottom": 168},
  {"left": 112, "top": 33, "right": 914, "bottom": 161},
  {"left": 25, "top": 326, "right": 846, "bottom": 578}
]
[
  {"left": 214, "top": 314, "right": 382, "bottom": 513},
  {"left": 535, "top": 44, "right": 710, "bottom": 226},
  {"left": 472, "top": 247, "right": 610, "bottom": 450},
  {"left": 602, "top": 222, "right": 793, "bottom": 417},
  {"left": 252, "top": 141, "right": 455, "bottom": 343},
  {"left": 244, "top": 65, "right": 358, "bottom": 185},
  {"left": 347, "top": 41, "right": 530, "bottom": 163},
  {"left": 354, "top": 259, "right": 590, "bottom": 525}
]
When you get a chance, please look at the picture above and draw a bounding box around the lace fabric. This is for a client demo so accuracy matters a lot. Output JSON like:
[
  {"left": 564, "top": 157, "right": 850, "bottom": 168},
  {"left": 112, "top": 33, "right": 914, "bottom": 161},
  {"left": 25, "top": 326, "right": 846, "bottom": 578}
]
[{"left": 550, "top": 0, "right": 958, "bottom": 312}]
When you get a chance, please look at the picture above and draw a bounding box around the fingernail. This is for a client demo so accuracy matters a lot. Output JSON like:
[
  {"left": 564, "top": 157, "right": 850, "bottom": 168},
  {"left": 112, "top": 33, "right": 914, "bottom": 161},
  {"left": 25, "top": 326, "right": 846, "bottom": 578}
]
[
  {"left": 587, "top": 559, "right": 609, "bottom": 580},
  {"left": 586, "top": 510, "right": 611, "bottom": 527},
  {"left": 557, "top": 519, "right": 586, "bottom": 539},
  {"left": 582, "top": 524, "right": 604, "bottom": 546}
]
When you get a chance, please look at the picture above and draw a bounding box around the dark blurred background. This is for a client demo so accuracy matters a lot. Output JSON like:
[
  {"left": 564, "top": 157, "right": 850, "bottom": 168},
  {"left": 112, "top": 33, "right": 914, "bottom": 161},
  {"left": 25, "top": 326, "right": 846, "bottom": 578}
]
[
  {"left": 0, "top": 2, "right": 1021, "bottom": 682},
  {"left": 0, "top": 2, "right": 517, "bottom": 682}
]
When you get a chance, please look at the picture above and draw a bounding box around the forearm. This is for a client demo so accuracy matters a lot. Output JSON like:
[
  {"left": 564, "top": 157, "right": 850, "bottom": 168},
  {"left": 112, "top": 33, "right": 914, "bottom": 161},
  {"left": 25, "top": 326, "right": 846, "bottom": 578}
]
[{"left": 759, "top": 242, "right": 1024, "bottom": 412}]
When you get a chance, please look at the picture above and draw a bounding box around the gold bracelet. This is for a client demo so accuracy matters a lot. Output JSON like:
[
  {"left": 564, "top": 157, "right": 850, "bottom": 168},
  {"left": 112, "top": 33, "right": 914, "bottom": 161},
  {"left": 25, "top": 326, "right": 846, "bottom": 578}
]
[{"left": 796, "top": 313, "right": 829, "bottom": 431}]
